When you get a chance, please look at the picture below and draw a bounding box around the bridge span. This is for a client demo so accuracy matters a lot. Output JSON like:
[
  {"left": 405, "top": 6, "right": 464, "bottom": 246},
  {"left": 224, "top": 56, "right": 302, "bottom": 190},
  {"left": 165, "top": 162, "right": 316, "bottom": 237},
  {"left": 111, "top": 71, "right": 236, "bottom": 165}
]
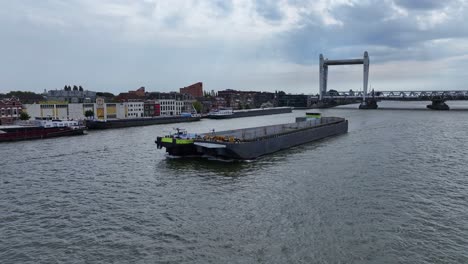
[
  {"left": 311, "top": 90, "right": 468, "bottom": 110},
  {"left": 316, "top": 52, "right": 467, "bottom": 110}
]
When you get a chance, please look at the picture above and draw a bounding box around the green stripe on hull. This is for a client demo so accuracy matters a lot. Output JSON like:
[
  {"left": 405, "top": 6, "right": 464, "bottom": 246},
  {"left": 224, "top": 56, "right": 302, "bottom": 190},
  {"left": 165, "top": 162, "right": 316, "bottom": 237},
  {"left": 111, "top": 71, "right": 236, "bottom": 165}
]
[{"left": 161, "top": 137, "right": 194, "bottom": 144}]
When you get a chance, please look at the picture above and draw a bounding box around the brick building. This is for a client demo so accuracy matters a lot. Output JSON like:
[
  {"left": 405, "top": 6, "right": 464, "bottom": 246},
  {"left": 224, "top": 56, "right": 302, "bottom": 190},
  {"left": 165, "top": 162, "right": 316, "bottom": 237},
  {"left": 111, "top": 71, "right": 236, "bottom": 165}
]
[
  {"left": 254, "top": 92, "right": 276, "bottom": 108},
  {"left": 130, "top": 87, "right": 146, "bottom": 97},
  {"left": 144, "top": 100, "right": 161, "bottom": 117},
  {"left": 276, "top": 93, "right": 308, "bottom": 107},
  {"left": 115, "top": 87, "right": 147, "bottom": 102},
  {"left": 0, "top": 97, "right": 23, "bottom": 125},
  {"left": 180, "top": 82, "right": 203, "bottom": 98},
  {"left": 217, "top": 89, "right": 256, "bottom": 109}
]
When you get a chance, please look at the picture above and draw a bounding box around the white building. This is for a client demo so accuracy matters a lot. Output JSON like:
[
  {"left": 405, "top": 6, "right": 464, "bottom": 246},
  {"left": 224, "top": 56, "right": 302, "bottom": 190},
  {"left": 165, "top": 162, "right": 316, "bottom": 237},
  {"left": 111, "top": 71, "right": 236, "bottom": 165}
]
[
  {"left": 24, "top": 99, "right": 185, "bottom": 121},
  {"left": 25, "top": 103, "right": 73, "bottom": 120},
  {"left": 126, "top": 101, "right": 144, "bottom": 118},
  {"left": 86, "top": 102, "right": 128, "bottom": 120},
  {"left": 69, "top": 103, "right": 85, "bottom": 120},
  {"left": 158, "top": 99, "right": 184, "bottom": 116}
]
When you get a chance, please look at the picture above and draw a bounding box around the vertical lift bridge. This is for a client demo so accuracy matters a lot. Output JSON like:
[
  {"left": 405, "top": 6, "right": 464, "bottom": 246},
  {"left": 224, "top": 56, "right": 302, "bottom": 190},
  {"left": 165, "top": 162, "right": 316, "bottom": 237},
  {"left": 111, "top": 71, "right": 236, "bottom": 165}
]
[{"left": 319, "top": 51, "right": 373, "bottom": 108}]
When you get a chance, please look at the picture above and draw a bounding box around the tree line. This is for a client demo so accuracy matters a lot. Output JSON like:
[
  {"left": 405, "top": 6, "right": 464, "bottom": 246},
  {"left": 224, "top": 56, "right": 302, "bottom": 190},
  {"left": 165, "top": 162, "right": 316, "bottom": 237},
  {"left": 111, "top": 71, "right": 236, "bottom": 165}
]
[{"left": 0, "top": 91, "right": 45, "bottom": 103}]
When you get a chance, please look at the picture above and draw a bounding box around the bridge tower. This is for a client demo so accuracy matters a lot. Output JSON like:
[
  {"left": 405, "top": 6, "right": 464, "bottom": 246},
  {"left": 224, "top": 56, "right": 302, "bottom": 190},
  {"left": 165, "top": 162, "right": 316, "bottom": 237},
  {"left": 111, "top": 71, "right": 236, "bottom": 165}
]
[{"left": 319, "top": 51, "right": 376, "bottom": 109}]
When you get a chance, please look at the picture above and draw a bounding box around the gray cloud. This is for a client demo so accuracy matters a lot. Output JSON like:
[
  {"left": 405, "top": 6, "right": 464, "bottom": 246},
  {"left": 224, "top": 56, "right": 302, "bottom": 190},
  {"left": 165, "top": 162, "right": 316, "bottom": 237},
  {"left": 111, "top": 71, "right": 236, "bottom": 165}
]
[
  {"left": 255, "top": 0, "right": 284, "bottom": 21},
  {"left": 394, "top": 0, "right": 453, "bottom": 10},
  {"left": 279, "top": 0, "right": 468, "bottom": 63},
  {"left": 1, "top": 0, "right": 468, "bottom": 94}
]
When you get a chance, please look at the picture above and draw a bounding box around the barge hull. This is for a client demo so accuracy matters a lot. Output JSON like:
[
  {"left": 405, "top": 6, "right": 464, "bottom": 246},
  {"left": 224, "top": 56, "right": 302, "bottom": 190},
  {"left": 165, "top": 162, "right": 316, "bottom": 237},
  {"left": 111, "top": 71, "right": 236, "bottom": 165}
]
[
  {"left": 86, "top": 116, "right": 200, "bottom": 129},
  {"left": 208, "top": 107, "right": 292, "bottom": 119},
  {"left": 157, "top": 117, "right": 348, "bottom": 160},
  {"left": 0, "top": 127, "right": 85, "bottom": 142},
  {"left": 204, "top": 120, "right": 348, "bottom": 159}
]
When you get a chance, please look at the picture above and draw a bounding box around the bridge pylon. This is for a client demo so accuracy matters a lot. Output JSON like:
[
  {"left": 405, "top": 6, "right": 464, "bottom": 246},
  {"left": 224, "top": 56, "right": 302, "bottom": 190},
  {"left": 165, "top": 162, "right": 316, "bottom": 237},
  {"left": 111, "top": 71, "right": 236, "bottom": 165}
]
[
  {"left": 427, "top": 99, "right": 450, "bottom": 110},
  {"left": 319, "top": 51, "right": 376, "bottom": 109}
]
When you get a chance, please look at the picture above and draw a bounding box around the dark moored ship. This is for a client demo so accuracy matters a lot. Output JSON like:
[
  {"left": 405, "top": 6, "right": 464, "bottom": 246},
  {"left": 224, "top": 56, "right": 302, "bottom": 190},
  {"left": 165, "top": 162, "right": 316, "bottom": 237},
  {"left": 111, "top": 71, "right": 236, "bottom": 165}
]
[
  {"left": 85, "top": 114, "right": 201, "bottom": 129},
  {"left": 207, "top": 107, "right": 292, "bottom": 119},
  {"left": 155, "top": 113, "right": 348, "bottom": 160},
  {"left": 0, "top": 118, "right": 86, "bottom": 142}
]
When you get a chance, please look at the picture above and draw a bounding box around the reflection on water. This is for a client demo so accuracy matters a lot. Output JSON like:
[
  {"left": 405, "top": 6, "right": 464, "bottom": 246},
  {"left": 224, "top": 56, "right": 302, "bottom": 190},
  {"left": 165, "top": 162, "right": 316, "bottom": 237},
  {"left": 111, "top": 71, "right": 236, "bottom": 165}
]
[{"left": 162, "top": 157, "right": 249, "bottom": 177}]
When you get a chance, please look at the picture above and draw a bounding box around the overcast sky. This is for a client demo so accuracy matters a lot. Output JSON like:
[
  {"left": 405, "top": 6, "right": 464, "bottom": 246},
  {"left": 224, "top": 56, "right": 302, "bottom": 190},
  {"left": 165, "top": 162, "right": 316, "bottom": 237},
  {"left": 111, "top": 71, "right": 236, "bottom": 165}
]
[{"left": 1, "top": 0, "right": 468, "bottom": 94}]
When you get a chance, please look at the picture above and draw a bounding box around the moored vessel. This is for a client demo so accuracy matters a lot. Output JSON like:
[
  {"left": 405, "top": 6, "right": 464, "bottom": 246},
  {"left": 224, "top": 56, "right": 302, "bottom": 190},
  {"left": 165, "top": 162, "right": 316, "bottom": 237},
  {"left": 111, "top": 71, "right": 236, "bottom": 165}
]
[
  {"left": 156, "top": 114, "right": 348, "bottom": 160},
  {"left": 85, "top": 114, "right": 201, "bottom": 129},
  {"left": 0, "top": 118, "right": 86, "bottom": 142},
  {"left": 207, "top": 107, "right": 292, "bottom": 119}
]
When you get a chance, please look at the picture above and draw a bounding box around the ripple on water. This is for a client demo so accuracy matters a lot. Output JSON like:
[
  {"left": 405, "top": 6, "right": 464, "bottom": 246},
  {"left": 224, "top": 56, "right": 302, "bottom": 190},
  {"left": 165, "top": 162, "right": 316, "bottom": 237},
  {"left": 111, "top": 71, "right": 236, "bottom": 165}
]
[{"left": 1, "top": 109, "right": 468, "bottom": 263}]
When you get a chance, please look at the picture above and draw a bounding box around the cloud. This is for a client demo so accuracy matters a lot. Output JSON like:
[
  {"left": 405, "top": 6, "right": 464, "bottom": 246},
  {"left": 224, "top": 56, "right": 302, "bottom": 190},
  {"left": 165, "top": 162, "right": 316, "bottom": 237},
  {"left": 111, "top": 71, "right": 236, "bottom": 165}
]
[
  {"left": 1, "top": 0, "right": 468, "bottom": 94},
  {"left": 394, "top": 0, "right": 453, "bottom": 10}
]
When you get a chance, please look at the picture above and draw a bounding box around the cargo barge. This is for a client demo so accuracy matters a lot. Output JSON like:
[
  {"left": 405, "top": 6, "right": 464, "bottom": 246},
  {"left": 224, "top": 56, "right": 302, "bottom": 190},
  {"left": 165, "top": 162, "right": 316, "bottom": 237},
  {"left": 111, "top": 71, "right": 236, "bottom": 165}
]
[
  {"left": 155, "top": 114, "right": 348, "bottom": 160},
  {"left": 85, "top": 115, "right": 201, "bottom": 130},
  {"left": 0, "top": 118, "right": 86, "bottom": 142},
  {"left": 207, "top": 107, "right": 292, "bottom": 119}
]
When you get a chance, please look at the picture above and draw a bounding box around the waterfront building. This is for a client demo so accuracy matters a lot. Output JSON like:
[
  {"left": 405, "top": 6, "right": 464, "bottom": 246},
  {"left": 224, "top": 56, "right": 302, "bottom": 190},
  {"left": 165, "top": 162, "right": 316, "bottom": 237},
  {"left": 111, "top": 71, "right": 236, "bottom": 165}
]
[
  {"left": 147, "top": 91, "right": 186, "bottom": 101},
  {"left": 144, "top": 101, "right": 161, "bottom": 117},
  {"left": 83, "top": 102, "right": 126, "bottom": 120},
  {"left": 195, "top": 97, "right": 214, "bottom": 113},
  {"left": 45, "top": 87, "right": 97, "bottom": 103},
  {"left": 254, "top": 92, "right": 276, "bottom": 108},
  {"left": 158, "top": 99, "right": 184, "bottom": 116},
  {"left": 68, "top": 103, "right": 86, "bottom": 120},
  {"left": 307, "top": 95, "right": 319, "bottom": 108},
  {"left": 130, "top": 87, "right": 146, "bottom": 97},
  {"left": 0, "top": 97, "right": 23, "bottom": 125},
  {"left": 25, "top": 93, "right": 189, "bottom": 120},
  {"left": 212, "top": 97, "right": 227, "bottom": 110},
  {"left": 183, "top": 99, "right": 195, "bottom": 113},
  {"left": 180, "top": 82, "right": 203, "bottom": 98},
  {"left": 126, "top": 101, "right": 144, "bottom": 118},
  {"left": 83, "top": 103, "right": 95, "bottom": 119},
  {"left": 115, "top": 87, "right": 146, "bottom": 102},
  {"left": 217, "top": 89, "right": 256, "bottom": 109},
  {"left": 147, "top": 92, "right": 193, "bottom": 115},
  {"left": 276, "top": 93, "right": 308, "bottom": 107},
  {"left": 25, "top": 103, "right": 83, "bottom": 120}
]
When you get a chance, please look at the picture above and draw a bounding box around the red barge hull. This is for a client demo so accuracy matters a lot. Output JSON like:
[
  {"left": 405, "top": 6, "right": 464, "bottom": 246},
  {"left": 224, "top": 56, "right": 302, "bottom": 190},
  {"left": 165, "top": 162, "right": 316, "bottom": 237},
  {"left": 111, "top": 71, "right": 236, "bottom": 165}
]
[{"left": 0, "top": 126, "right": 86, "bottom": 142}]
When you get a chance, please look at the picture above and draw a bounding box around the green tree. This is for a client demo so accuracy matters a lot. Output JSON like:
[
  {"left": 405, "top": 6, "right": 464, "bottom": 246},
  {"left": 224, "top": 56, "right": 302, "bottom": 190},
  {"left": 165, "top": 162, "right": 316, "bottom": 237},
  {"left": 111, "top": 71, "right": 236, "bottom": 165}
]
[
  {"left": 192, "top": 101, "right": 202, "bottom": 113},
  {"left": 84, "top": 110, "right": 94, "bottom": 119},
  {"left": 19, "top": 111, "right": 30, "bottom": 120}
]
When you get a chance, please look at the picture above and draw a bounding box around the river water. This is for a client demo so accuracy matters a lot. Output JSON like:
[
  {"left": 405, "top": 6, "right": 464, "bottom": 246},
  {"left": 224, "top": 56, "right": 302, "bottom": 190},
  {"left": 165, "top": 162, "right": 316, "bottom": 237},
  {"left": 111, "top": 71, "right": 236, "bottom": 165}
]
[{"left": 1, "top": 102, "right": 468, "bottom": 263}]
